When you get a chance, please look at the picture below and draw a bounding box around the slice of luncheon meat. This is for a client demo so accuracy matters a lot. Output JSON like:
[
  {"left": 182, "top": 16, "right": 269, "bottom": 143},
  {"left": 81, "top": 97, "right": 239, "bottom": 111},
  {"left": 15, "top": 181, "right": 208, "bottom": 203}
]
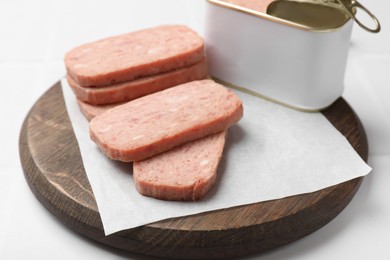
[
  {"left": 67, "top": 59, "right": 207, "bottom": 105},
  {"left": 133, "top": 131, "right": 227, "bottom": 201},
  {"left": 89, "top": 79, "right": 243, "bottom": 162},
  {"left": 65, "top": 25, "right": 204, "bottom": 87},
  {"left": 76, "top": 99, "right": 124, "bottom": 121}
]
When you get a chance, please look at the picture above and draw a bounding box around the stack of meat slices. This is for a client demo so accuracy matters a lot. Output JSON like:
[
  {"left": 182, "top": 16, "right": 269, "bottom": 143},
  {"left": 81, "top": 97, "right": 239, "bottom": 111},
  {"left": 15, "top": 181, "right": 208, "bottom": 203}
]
[
  {"left": 65, "top": 25, "right": 207, "bottom": 106},
  {"left": 64, "top": 25, "right": 243, "bottom": 201}
]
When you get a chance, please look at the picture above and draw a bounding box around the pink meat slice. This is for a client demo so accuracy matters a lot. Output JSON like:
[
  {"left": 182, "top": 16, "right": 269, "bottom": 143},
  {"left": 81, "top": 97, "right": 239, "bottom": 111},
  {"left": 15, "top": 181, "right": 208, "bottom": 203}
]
[
  {"left": 77, "top": 99, "right": 123, "bottom": 121},
  {"left": 67, "top": 59, "right": 207, "bottom": 105},
  {"left": 133, "top": 131, "right": 227, "bottom": 201},
  {"left": 65, "top": 25, "right": 204, "bottom": 87},
  {"left": 89, "top": 79, "right": 243, "bottom": 162}
]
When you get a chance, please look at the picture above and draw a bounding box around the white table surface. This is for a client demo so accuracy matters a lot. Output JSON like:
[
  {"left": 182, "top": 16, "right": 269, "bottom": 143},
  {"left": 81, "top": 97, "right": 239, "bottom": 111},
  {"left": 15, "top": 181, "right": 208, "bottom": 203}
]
[{"left": 1, "top": 0, "right": 389, "bottom": 259}]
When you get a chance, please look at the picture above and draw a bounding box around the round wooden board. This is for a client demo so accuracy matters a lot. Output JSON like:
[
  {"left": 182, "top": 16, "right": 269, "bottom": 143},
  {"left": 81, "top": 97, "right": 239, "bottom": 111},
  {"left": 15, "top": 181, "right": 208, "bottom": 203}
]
[{"left": 19, "top": 81, "right": 368, "bottom": 259}]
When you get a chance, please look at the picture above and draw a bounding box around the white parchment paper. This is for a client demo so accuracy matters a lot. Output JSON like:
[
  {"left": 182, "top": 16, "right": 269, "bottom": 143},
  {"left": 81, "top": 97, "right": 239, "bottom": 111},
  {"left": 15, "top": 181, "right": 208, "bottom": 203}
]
[{"left": 61, "top": 78, "right": 371, "bottom": 235}]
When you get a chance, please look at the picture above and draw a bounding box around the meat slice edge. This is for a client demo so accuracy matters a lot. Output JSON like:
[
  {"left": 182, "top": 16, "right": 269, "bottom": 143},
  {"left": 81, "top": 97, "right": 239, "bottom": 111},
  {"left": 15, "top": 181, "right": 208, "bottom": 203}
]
[
  {"left": 77, "top": 99, "right": 123, "bottom": 121},
  {"left": 67, "top": 58, "right": 207, "bottom": 105}
]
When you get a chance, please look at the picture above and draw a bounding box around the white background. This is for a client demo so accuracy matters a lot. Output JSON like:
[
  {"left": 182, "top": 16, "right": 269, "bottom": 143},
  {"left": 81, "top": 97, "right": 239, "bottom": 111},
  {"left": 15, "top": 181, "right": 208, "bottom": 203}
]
[{"left": 0, "top": 0, "right": 389, "bottom": 259}]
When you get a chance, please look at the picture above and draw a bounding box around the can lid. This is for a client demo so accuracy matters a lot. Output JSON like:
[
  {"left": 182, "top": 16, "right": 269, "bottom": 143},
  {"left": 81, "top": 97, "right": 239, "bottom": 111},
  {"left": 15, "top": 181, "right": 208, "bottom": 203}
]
[
  {"left": 267, "top": 0, "right": 349, "bottom": 30},
  {"left": 267, "top": 0, "right": 381, "bottom": 33}
]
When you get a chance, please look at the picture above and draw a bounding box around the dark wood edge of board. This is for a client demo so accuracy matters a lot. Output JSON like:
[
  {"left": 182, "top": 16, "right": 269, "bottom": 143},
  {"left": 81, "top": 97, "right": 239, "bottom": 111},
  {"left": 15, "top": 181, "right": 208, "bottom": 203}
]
[{"left": 19, "top": 82, "right": 368, "bottom": 259}]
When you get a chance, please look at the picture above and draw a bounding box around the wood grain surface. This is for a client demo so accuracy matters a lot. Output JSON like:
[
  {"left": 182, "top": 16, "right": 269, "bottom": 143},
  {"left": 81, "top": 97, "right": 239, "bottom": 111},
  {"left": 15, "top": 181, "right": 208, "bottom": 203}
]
[{"left": 19, "top": 81, "right": 368, "bottom": 259}]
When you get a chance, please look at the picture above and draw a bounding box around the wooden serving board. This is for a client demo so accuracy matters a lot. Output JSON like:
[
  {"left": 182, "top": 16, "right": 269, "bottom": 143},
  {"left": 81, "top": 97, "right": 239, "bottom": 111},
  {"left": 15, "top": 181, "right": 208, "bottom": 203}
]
[{"left": 19, "top": 81, "right": 368, "bottom": 259}]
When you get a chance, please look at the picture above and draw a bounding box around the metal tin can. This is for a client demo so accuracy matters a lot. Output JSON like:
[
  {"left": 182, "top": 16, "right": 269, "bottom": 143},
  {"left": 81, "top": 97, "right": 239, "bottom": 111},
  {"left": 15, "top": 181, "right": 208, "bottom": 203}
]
[{"left": 205, "top": 0, "right": 380, "bottom": 110}]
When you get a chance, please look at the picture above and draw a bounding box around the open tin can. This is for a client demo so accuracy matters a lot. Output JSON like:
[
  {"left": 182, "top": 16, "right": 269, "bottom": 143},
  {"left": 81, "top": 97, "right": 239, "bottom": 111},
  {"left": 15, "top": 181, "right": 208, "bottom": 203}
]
[{"left": 205, "top": 0, "right": 380, "bottom": 110}]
